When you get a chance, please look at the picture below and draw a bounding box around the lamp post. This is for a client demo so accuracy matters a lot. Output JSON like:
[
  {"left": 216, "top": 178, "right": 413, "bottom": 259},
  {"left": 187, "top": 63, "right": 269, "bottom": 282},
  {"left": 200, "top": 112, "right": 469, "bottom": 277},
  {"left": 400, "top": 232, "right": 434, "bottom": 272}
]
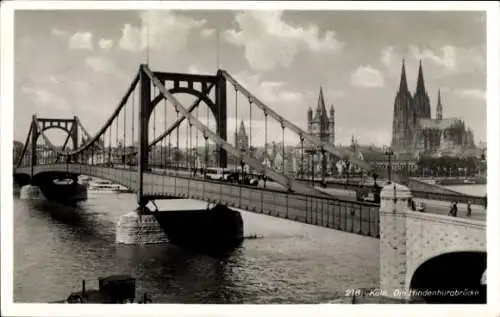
[
  {"left": 384, "top": 147, "right": 394, "bottom": 183},
  {"left": 306, "top": 148, "right": 316, "bottom": 186},
  {"left": 342, "top": 155, "right": 351, "bottom": 185}
]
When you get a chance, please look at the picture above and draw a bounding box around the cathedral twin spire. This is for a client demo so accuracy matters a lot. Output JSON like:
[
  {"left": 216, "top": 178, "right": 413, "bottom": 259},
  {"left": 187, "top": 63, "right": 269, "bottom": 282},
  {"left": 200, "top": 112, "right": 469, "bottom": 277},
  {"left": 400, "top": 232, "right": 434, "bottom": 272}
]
[
  {"left": 399, "top": 59, "right": 427, "bottom": 94},
  {"left": 397, "top": 58, "right": 436, "bottom": 119},
  {"left": 399, "top": 58, "right": 409, "bottom": 92}
]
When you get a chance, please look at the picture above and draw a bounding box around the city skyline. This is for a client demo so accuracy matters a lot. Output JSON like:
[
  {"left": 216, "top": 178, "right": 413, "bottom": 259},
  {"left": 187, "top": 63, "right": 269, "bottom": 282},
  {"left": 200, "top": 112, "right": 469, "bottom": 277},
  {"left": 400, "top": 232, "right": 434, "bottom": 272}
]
[{"left": 14, "top": 10, "right": 486, "bottom": 147}]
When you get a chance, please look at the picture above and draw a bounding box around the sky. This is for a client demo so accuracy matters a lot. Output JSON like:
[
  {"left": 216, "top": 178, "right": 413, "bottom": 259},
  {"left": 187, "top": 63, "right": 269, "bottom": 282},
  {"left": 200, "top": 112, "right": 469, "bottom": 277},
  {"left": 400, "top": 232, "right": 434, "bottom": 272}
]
[{"left": 13, "top": 9, "right": 487, "bottom": 147}]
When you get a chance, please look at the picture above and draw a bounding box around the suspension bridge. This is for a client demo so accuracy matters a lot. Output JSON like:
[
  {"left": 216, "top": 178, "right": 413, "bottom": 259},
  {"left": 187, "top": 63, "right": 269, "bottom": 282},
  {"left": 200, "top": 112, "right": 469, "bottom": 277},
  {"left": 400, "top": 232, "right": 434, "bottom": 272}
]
[
  {"left": 12, "top": 65, "right": 488, "bottom": 302},
  {"left": 14, "top": 64, "right": 484, "bottom": 238}
]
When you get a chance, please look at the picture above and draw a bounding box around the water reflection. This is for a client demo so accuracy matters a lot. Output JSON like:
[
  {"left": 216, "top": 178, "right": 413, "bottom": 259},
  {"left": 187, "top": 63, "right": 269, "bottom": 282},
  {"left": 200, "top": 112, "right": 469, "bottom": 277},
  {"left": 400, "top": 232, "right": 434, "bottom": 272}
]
[{"left": 14, "top": 195, "right": 380, "bottom": 304}]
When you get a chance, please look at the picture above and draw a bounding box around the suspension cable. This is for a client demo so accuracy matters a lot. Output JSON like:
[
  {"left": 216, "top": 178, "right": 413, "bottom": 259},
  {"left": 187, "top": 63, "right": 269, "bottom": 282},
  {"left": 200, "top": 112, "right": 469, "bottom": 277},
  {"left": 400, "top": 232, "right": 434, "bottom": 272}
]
[
  {"left": 162, "top": 98, "right": 166, "bottom": 190},
  {"left": 108, "top": 123, "right": 112, "bottom": 165},
  {"left": 282, "top": 122, "right": 285, "bottom": 174},
  {"left": 249, "top": 97, "right": 252, "bottom": 156},
  {"left": 195, "top": 105, "right": 199, "bottom": 175},
  {"left": 235, "top": 87, "right": 238, "bottom": 151},
  {"left": 162, "top": 97, "right": 166, "bottom": 172},
  {"left": 131, "top": 90, "right": 136, "bottom": 170},
  {"left": 175, "top": 107, "right": 180, "bottom": 176},
  {"left": 123, "top": 96, "right": 127, "bottom": 166},
  {"left": 185, "top": 118, "right": 189, "bottom": 171},
  {"left": 300, "top": 136, "right": 304, "bottom": 179},
  {"left": 153, "top": 87, "right": 157, "bottom": 145},
  {"left": 264, "top": 112, "right": 268, "bottom": 188}
]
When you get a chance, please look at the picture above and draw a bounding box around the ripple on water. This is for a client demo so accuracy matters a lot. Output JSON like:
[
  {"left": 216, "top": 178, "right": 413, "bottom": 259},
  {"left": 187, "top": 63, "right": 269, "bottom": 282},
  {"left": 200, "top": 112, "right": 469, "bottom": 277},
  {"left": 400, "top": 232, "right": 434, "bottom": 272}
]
[{"left": 14, "top": 195, "right": 379, "bottom": 303}]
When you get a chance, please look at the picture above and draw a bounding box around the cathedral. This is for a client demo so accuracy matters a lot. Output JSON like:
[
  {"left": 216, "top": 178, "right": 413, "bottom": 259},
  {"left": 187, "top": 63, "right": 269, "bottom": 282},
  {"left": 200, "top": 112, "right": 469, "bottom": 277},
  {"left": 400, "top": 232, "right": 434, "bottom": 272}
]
[{"left": 391, "top": 60, "right": 475, "bottom": 156}]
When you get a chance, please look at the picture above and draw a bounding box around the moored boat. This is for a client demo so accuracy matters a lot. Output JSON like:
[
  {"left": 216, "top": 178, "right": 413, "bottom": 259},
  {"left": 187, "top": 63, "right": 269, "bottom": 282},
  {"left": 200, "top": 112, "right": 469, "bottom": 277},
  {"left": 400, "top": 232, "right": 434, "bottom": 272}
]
[
  {"left": 50, "top": 275, "right": 152, "bottom": 304},
  {"left": 88, "top": 180, "right": 132, "bottom": 194}
]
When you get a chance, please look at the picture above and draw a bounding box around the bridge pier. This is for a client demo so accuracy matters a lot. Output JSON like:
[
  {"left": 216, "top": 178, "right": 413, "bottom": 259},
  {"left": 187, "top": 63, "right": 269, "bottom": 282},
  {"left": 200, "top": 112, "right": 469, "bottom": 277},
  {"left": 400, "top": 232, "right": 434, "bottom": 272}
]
[
  {"left": 116, "top": 207, "right": 169, "bottom": 244},
  {"left": 19, "top": 184, "right": 45, "bottom": 200},
  {"left": 379, "top": 182, "right": 413, "bottom": 301},
  {"left": 116, "top": 200, "right": 244, "bottom": 253}
]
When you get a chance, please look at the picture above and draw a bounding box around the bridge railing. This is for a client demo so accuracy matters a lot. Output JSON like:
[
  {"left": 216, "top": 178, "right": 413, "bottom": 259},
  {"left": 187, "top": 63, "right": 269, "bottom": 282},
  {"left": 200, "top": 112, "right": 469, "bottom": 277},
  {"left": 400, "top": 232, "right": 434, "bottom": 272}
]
[
  {"left": 322, "top": 179, "right": 486, "bottom": 206},
  {"left": 16, "top": 163, "right": 381, "bottom": 238},
  {"left": 409, "top": 190, "right": 486, "bottom": 207}
]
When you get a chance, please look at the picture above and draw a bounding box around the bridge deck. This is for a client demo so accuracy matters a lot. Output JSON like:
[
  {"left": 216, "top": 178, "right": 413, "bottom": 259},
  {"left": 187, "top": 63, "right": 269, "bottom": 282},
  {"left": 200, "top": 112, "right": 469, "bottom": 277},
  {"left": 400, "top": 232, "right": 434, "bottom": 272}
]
[{"left": 15, "top": 164, "right": 382, "bottom": 238}]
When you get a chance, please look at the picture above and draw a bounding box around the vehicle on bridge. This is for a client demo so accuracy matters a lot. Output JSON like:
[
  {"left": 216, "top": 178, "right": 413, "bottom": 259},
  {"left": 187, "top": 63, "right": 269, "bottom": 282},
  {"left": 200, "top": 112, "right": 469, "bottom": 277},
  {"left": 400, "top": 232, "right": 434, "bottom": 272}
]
[
  {"left": 224, "top": 171, "right": 259, "bottom": 186},
  {"left": 355, "top": 179, "right": 388, "bottom": 203},
  {"left": 204, "top": 167, "right": 232, "bottom": 181}
]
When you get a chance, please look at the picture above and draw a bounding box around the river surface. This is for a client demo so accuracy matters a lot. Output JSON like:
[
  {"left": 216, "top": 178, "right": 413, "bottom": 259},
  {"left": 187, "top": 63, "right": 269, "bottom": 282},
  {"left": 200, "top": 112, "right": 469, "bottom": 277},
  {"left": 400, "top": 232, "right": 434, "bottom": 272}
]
[
  {"left": 444, "top": 184, "right": 487, "bottom": 196},
  {"left": 14, "top": 193, "right": 380, "bottom": 304},
  {"left": 13, "top": 184, "right": 486, "bottom": 303}
]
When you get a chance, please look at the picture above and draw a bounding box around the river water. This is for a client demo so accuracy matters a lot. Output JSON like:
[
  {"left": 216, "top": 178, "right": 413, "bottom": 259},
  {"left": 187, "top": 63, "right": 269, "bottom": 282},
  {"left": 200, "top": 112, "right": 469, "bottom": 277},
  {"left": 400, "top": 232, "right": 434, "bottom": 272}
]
[
  {"left": 13, "top": 184, "right": 486, "bottom": 303},
  {"left": 444, "top": 184, "right": 487, "bottom": 196},
  {"left": 14, "top": 193, "right": 380, "bottom": 304}
]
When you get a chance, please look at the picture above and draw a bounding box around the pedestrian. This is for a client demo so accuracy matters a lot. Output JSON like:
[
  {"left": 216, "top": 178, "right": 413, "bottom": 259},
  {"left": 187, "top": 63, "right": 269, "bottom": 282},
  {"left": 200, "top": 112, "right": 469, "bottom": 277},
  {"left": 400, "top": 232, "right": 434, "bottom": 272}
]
[
  {"left": 467, "top": 201, "right": 472, "bottom": 217},
  {"left": 452, "top": 201, "right": 458, "bottom": 217},
  {"left": 449, "top": 202, "right": 454, "bottom": 216}
]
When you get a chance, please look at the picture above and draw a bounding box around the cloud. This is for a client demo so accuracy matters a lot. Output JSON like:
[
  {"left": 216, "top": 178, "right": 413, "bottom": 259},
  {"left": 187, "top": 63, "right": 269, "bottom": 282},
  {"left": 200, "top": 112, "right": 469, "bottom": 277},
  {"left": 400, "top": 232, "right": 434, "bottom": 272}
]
[
  {"left": 409, "top": 45, "right": 485, "bottom": 73},
  {"left": 99, "top": 38, "right": 113, "bottom": 50},
  {"left": 119, "top": 11, "right": 207, "bottom": 52},
  {"left": 20, "top": 86, "right": 68, "bottom": 112},
  {"left": 201, "top": 28, "right": 216, "bottom": 38},
  {"left": 224, "top": 11, "right": 343, "bottom": 71},
  {"left": 68, "top": 31, "right": 93, "bottom": 50},
  {"left": 85, "top": 56, "right": 126, "bottom": 79},
  {"left": 456, "top": 89, "right": 486, "bottom": 101},
  {"left": 381, "top": 46, "right": 394, "bottom": 66},
  {"left": 51, "top": 27, "right": 66, "bottom": 37},
  {"left": 350, "top": 65, "right": 385, "bottom": 88},
  {"left": 233, "top": 70, "right": 306, "bottom": 107}
]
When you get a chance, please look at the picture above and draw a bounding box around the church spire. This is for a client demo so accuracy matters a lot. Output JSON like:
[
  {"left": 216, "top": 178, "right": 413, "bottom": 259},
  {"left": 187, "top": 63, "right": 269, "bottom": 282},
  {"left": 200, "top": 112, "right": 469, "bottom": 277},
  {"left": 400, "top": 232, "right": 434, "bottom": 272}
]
[
  {"left": 399, "top": 58, "right": 409, "bottom": 92},
  {"left": 317, "top": 86, "right": 327, "bottom": 115},
  {"left": 436, "top": 89, "right": 443, "bottom": 120},
  {"left": 415, "top": 59, "right": 426, "bottom": 94}
]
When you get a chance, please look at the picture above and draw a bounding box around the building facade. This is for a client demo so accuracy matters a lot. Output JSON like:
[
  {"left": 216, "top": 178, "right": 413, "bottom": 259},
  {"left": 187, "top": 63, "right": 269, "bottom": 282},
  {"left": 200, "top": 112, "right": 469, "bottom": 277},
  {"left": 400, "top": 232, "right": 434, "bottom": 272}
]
[{"left": 391, "top": 60, "right": 475, "bottom": 156}]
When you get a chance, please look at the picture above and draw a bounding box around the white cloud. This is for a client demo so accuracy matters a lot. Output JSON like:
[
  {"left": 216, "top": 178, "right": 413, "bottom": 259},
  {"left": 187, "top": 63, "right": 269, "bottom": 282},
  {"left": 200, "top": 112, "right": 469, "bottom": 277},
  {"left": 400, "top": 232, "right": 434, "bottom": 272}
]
[
  {"left": 99, "top": 38, "right": 114, "bottom": 50},
  {"left": 381, "top": 46, "right": 394, "bottom": 66},
  {"left": 201, "top": 28, "right": 216, "bottom": 38},
  {"left": 119, "top": 11, "right": 207, "bottom": 52},
  {"left": 85, "top": 56, "right": 117, "bottom": 75},
  {"left": 350, "top": 65, "right": 385, "bottom": 88},
  {"left": 409, "top": 45, "right": 485, "bottom": 73},
  {"left": 51, "top": 27, "right": 66, "bottom": 37},
  {"left": 46, "top": 75, "right": 60, "bottom": 84},
  {"left": 21, "top": 86, "right": 68, "bottom": 111},
  {"left": 224, "top": 11, "right": 343, "bottom": 71},
  {"left": 457, "top": 89, "right": 486, "bottom": 101},
  {"left": 68, "top": 31, "right": 93, "bottom": 50},
  {"left": 233, "top": 70, "right": 305, "bottom": 106}
]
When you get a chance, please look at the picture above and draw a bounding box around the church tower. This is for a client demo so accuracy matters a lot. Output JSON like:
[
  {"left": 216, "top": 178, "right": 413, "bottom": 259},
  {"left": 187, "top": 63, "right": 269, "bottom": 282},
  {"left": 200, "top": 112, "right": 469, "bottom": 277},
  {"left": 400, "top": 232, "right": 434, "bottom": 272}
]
[
  {"left": 235, "top": 120, "right": 249, "bottom": 153},
  {"left": 436, "top": 89, "right": 443, "bottom": 120},
  {"left": 329, "top": 104, "right": 335, "bottom": 145},
  {"left": 391, "top": 59, "right": 414, "bottom": 150},
  {"left": 413, "top": 60, "right": 431, "bottom": 120}
]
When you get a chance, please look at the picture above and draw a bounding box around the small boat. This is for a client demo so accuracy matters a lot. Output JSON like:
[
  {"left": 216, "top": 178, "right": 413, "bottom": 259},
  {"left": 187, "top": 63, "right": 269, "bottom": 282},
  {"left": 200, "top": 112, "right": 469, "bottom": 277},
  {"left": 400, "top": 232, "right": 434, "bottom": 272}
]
[
  {"left": 244, "top": 234, "right": 264, "bottom": 240},
  {"left": 51, "top": 275, "right": 152, "bottom": 304},
  {"left": 88, "top": 180, "right": 132, "bottom": 194}
]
